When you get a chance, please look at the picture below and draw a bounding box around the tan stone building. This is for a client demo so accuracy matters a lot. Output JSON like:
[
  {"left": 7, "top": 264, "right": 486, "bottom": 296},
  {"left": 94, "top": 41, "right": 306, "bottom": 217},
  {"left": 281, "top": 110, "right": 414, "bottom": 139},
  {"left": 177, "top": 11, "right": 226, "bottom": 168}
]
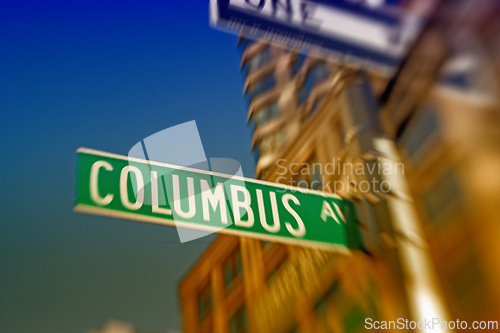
[
  {"left": 179, "top": 42, "right": 405, "bottom": 333},
  {"left": 381, "top": 0, "right": 500, "bottom": 324}
]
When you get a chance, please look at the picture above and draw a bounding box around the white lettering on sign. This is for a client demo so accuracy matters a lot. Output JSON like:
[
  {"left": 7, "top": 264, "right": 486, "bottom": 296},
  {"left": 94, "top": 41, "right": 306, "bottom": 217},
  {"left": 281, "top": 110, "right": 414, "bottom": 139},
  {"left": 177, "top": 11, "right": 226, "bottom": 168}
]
[
  {"left": 283, "top": 193, "right": 305, "bottom": 237},
  {"left": 151, "top": 171, "right": 172, "bottom": 215},
  {"left": 256, "top": 189, "right": 281, "bottom": 233},
  {"left": 200, "top": 179, "right": 228, "bottom": 224},
  {"left": 86, "top": 160, "right": 353, "bottom": 240},
  {"left": 320, "top": 200, "right": 346, "bottom": 224},
  {"left": 172, "top": 175, "right": 196, "bottom": 219},
  {"left": 120, "top": 166, "right": 144, "bottom": 210},
  {"left": 90, "top": 160, "right": 114, "bottom": 206},
  {"left": 231, "top": 184, "right": 255, "bottom": 228}
]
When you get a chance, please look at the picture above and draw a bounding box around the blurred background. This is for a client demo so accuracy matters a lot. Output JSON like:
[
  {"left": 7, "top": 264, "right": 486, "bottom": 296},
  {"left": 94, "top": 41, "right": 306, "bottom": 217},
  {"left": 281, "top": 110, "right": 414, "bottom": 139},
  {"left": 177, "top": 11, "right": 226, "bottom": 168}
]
[
  {"left": 181, "top": 0, "right": 500, "bottom": 332},
  {"left": 1, "top": 0, "right": 500, "bottom": 332}
]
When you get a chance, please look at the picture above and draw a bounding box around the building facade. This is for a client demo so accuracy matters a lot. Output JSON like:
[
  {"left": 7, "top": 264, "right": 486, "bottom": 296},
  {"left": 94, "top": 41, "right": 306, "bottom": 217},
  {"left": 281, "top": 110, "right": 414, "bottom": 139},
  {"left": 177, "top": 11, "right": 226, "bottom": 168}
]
[
  {"left": 180, "top": 0, "right": 500, "bottom": 332},
  {"left": 180, "top": 42, "right": 406, "bottom": 333},
  {"left": 381, "top": 0, "right": 500, "bottom": 324}
]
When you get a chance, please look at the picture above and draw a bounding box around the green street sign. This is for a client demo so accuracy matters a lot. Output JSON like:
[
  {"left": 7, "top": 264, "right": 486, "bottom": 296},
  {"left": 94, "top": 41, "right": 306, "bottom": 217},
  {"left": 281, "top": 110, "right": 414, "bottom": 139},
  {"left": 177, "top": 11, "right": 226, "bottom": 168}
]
[{"left": 74, "top": 148, "right": 363, "bottom": 250}]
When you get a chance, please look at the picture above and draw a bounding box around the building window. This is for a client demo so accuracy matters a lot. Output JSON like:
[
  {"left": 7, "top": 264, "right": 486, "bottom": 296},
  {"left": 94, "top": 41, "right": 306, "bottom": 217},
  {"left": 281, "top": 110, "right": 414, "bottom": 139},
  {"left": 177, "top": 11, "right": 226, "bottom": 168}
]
[
  {"left": 294, "top": 157, "right": 322, "bottom": 190},
  {"left": 291, "top": 53, "right": 306, "bottom": 77},
  {"left": 259, "top": 129, "right": 286, "bottom": 156},
  {"left": 297, "top": 62, "right": 330, "bottom": 107},
  {"left": 438, "top": 48, "right": 498, "bottom": 100},
  {"left": 399, "top": 104, "right": 440, "bottom": 160},
  {"left": 245, "top": 47, "right": 272, "bottom": 73},
  {"left": 238, "top": 37, "right": 255, "bottom": 52},
  {"left": 309, "top": 62, "right": 330, "bottom": 84},
  {"left": 309, "top": 95, "right": 326, "bottom": 118},
  {"left": 198, "top": 282, "right": 212, "bottom": 322},
  {"left": 311, "top": 163, "right": 322, "bottom": 190},
  {"left": 253, "top": 101, "right": 281, "bottom": 128},
  {"left": 297, "top": 79, "right": 311, "bottom": 107},
  {"left": 223, "top": 247, "right": 243, "bottom": 292},
  {"left": 422, "top": 170, "right": 462, "bottom": 223},
  {"left": 229, "top": 304, "right": 247, "bottom": 333},
  {"left": 296, "top": 173, "right": 309, "bottom": 189},
  {"left": 247, "top": 73, "right": 276, "bottom": 100}
]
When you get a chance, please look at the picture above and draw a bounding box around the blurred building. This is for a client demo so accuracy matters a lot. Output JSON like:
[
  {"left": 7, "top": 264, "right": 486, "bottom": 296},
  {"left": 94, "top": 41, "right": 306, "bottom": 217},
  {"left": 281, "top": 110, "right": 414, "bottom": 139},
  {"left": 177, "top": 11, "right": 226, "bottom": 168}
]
[
  {"left": 381, "top": 0, "right": 500, "bottom": 324},
  {"left": 180, "top": 0, "right": 500, "bottom": 332},
  {"left": 179, "top": 41, "right": 405, "bottom": 333}
]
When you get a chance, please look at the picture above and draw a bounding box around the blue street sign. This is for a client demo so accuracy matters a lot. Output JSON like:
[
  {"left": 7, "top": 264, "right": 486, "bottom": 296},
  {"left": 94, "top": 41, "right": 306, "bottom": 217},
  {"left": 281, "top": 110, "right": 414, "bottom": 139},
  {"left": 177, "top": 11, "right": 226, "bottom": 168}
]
[{"left": 210, "top": 0, "right": 423, "bottom": 75}]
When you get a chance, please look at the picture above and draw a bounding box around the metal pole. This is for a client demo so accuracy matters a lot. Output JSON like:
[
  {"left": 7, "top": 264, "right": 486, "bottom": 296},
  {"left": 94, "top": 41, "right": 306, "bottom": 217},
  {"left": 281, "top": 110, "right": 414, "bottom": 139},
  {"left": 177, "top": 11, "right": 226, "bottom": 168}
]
[{"left": 340, "top": 73, "right": 452, "bottom": 332}]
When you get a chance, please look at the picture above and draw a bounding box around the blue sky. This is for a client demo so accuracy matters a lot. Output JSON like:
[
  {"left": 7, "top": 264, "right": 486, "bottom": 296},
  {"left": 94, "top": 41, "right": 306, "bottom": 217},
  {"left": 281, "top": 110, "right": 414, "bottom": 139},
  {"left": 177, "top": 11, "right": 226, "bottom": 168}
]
[{"left": 0, "top": 0, "right": 254, "bottom": 332}]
